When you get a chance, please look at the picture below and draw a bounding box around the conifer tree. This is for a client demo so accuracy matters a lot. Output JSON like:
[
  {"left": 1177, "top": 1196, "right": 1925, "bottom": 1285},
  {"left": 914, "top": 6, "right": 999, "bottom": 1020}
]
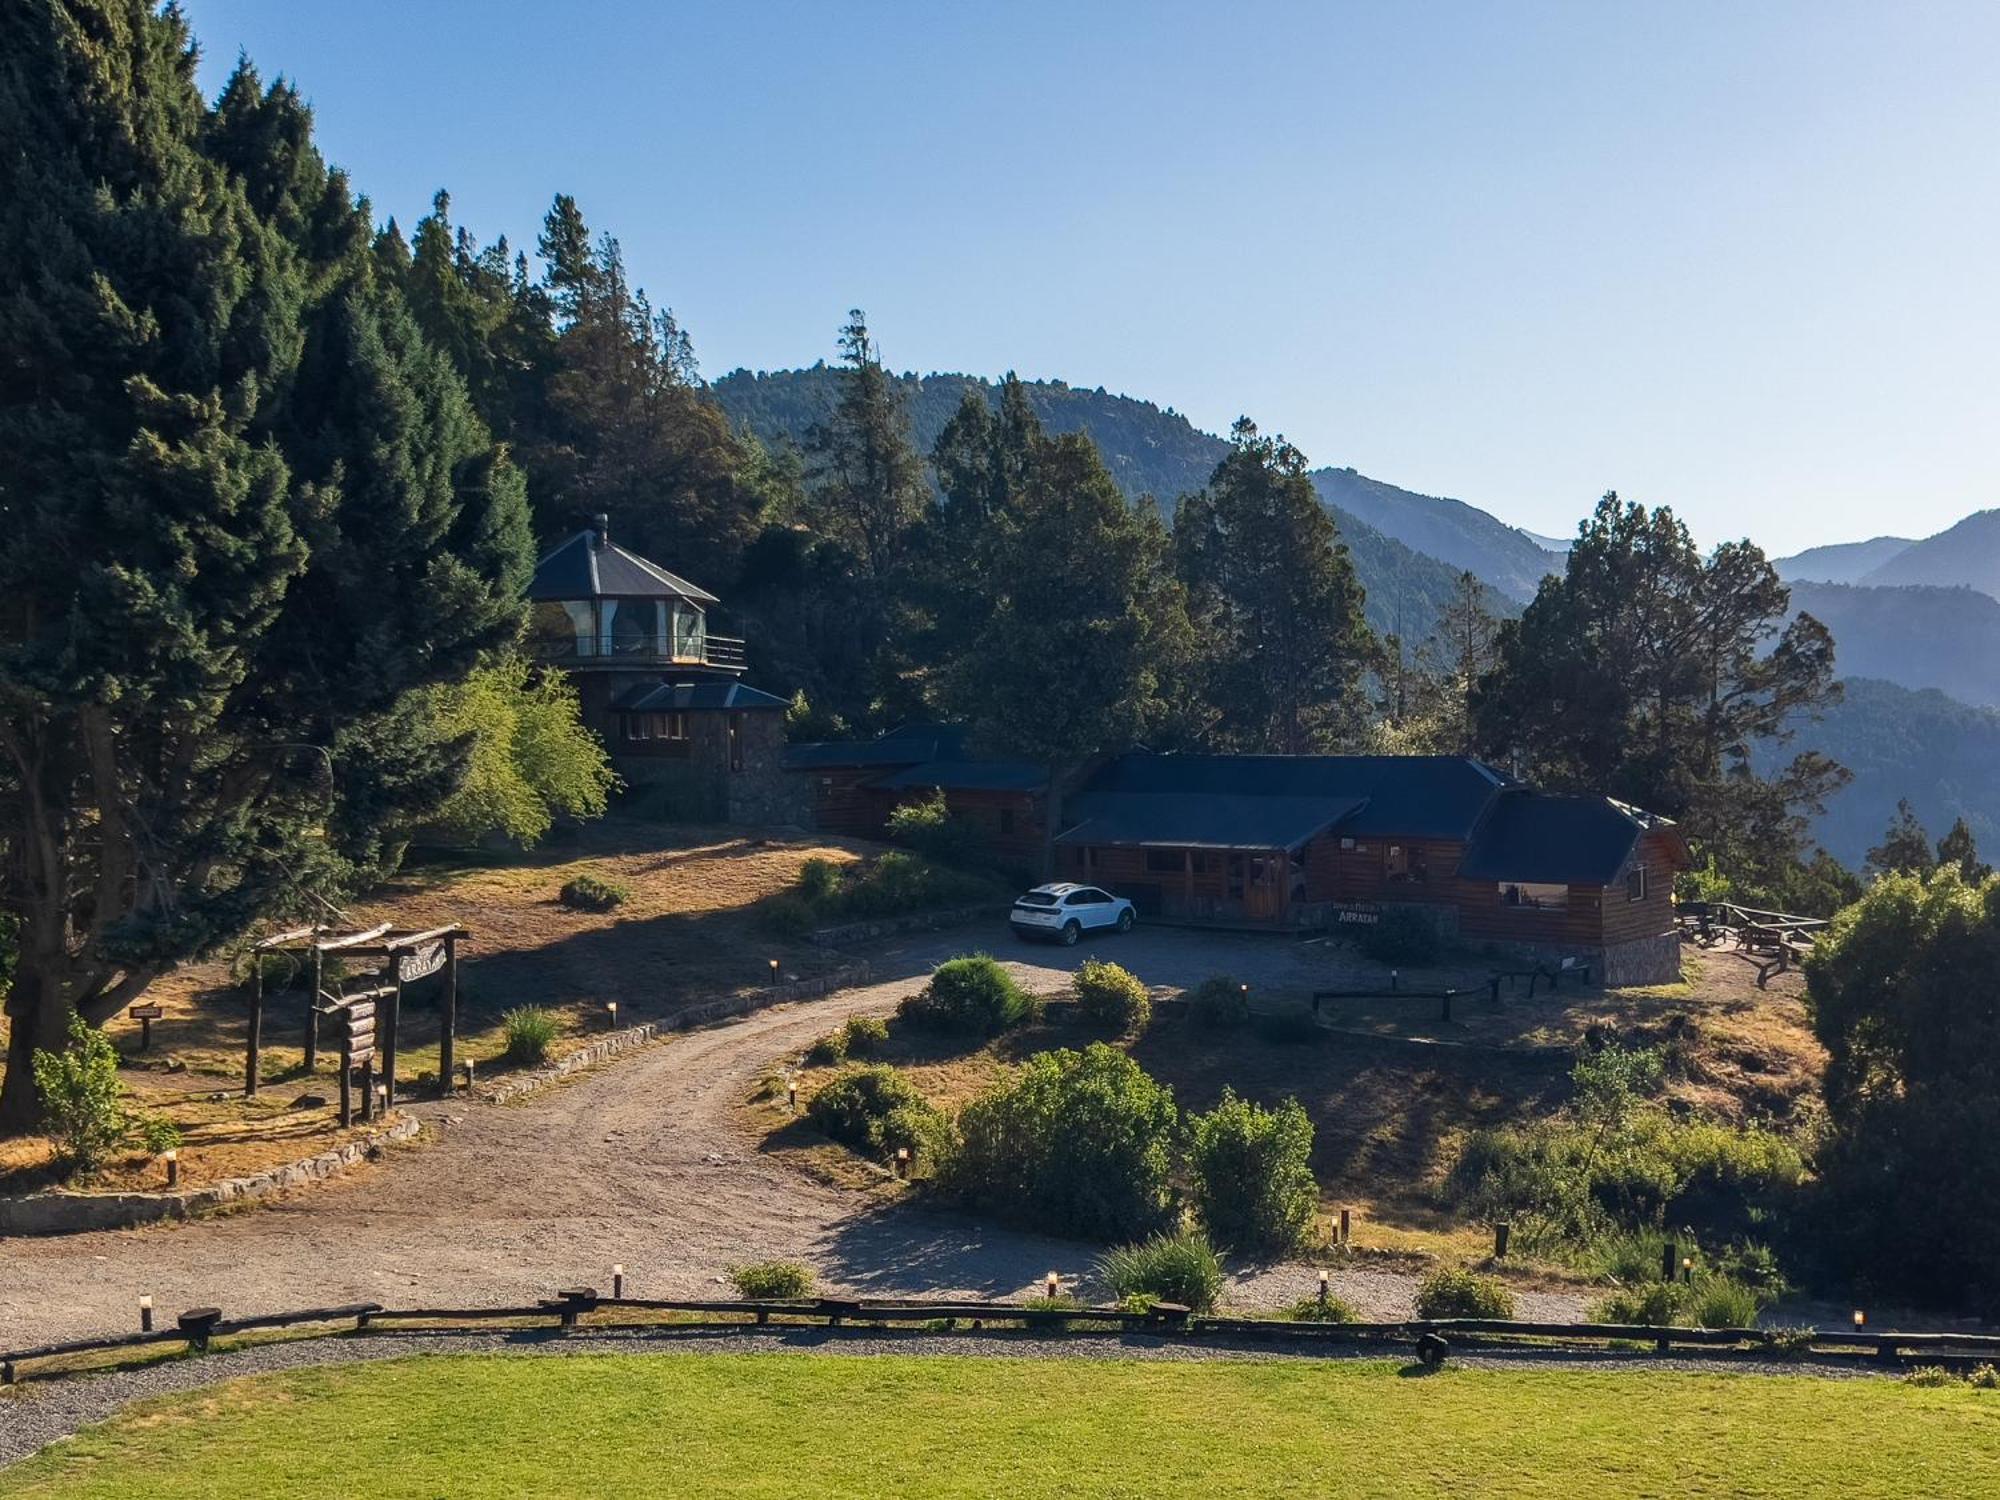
[
  {"left": 1175, "top": 421, "right": 1375, "bottom": 753},
  {"left": 804, "top": 311, "right": 929, "bottom": 581},
  {"left": 0, "top": 5, "right": 530, "bottom": 1129},
  {"left": 1866, "top": 799, "right": 1937, "bottom": 879},
  {"left": 1935, "top": 817, "right": 1990, "bottom": 882}
]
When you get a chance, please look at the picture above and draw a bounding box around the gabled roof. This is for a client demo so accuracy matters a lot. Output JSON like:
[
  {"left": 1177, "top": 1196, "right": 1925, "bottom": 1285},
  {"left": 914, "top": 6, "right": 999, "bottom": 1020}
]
[
  {"left": 610, "top": 680, "right": 788, "bottom": 713},
  {"left": 782, "top": 723, "right": 970, "bottom": 771},
  {"left": 528, "top": 525, "right": 720, "bottom": 604},
  {"left": 869, "top": 759, "right": 1046, "bottom": 793},
  {"left": 1068, "top": 754, "right": 1511, "bottom": 842},
  {"left": 1456, "top": 792, "right": 1686, "bottom": 885},
  {"left": 1055, "top": 793, "right": 1364, "bottom": 852}
]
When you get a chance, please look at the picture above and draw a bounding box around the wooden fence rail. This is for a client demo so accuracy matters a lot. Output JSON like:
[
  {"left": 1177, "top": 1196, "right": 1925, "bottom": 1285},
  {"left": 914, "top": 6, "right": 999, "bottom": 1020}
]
[{"left": 10, "top": 1294, "right": 2000, "bottom": 1385}]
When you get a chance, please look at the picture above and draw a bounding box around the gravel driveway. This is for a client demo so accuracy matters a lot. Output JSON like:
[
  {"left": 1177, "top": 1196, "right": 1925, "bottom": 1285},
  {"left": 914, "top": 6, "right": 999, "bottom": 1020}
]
[{"left": 0, "top": 922, "right": 1587, "bottom": 1349}]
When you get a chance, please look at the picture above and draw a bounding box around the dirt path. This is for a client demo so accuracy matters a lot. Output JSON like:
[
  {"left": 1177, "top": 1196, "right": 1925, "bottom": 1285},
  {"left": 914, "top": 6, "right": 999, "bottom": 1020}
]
[{"left": 1, "top": 928, "right": 1588, "bottom": 1347}]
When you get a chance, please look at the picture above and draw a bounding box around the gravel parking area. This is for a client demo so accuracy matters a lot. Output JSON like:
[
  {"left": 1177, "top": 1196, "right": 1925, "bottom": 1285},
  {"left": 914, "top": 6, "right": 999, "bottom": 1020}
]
[{"left": 0, "top": 1323, "right": 1886, "bottom": 1470}]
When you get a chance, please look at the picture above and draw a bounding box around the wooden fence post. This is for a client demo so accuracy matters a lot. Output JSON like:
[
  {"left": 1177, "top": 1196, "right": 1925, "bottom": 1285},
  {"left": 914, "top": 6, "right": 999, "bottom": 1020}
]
[
  {"left": 383, "top": 970, "right": 402, "bottom": 1108},
  {"left": 437, "top": 935, "right": 458, "bottom": 1098},
  {"left": 305, "top": 943, "right": 322, "bottom": 1073}
]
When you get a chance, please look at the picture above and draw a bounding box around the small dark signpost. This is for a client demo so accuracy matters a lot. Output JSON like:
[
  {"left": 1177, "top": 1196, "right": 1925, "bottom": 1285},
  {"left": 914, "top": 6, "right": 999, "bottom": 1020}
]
[{"left": 129, "top": 1003, "right": 163, "bottom": 1052}]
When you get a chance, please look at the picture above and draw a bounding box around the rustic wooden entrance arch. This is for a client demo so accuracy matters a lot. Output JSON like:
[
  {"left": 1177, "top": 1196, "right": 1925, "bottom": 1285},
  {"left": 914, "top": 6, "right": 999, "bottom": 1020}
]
[{"left": 247, "top": 923, "right": 469, "bottom": 1118}]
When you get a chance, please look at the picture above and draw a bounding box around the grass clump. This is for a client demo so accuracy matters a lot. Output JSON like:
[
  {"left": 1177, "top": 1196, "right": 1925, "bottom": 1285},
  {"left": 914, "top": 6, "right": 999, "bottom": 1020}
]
[
  {"left": 1413, "top": 1267, "right": 1515, "bottom": 1321},
  {"left": 502, "top": 1005, "right": 561, "bottom": 1065},
  {"left": 1073, "top": 958, "right": 1151, "bottom": 1034},
  {"left": 944, "top": 1043, "right": 1177, "bottom": 1241},
  {"left": 1189, "top": 975, "right": 1248, "bottom": 1029},
  {"left": 1098, "top": 1230, "right": 1226, "bottom": 1314},
  {"left": 729, "top": 1261, "right": 815, "bottom": 1300},
  {"left": 1590, "top": 1274, "right": 1770, "bottom": 1330},
  {"left": 1286, "top": 1294, "right": 1359, "bottom": 1323},
  {"left": 1188, "top": 1089, "right": 1319, "bottom": 1255},
  {"left": 558, "top": 873, "right": 629, "bottom": 912},
  {"left": 899, "top": 953, "right": 1039, "bottom": 1036}
]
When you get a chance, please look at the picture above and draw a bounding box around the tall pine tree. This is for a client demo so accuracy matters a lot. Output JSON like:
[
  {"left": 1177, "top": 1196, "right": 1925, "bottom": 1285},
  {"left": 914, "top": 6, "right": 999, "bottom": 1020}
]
[
  {"left": 0, "top": 5, "right": 531, "bottom": 1130},
  {"left": 1175, "top": 421, "right": 1374, "bottom": 753}
]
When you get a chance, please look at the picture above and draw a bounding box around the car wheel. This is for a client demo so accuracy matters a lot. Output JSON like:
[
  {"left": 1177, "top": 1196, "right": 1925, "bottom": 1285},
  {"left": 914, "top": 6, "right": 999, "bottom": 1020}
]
[
  {"left": 1116, "top": 909, "right": 1134, "bottom": 933},
  {"left": 1061, "top": 920, "right": 1081, "bottom": 946}
]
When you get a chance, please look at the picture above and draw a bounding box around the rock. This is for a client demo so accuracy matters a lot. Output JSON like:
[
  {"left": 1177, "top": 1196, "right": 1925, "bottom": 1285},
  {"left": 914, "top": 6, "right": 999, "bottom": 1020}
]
[
  {"left": 163, "top": 1056, "right": 188, "bottom": 1073},
  {"left": 290, "top": 1093, "right": 329, "bottom": 1110}
]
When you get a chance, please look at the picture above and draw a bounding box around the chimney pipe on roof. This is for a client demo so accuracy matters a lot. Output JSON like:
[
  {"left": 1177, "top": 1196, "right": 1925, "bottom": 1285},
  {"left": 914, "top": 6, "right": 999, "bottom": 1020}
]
[{"left": 592, "top": 513, "right": 609, "bottom": 550}]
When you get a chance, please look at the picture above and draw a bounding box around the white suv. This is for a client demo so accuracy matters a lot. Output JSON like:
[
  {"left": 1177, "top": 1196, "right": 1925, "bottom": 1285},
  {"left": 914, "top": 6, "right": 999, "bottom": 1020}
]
[{"left": 1009, "top": 883, "right": 1136, "bottom": 945}]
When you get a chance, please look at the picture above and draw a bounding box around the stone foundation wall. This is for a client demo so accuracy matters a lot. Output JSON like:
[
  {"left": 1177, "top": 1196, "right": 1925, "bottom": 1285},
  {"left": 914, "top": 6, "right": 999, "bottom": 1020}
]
[{"left": 1596, "top": 931, "right": 1685, "bottom": 988}]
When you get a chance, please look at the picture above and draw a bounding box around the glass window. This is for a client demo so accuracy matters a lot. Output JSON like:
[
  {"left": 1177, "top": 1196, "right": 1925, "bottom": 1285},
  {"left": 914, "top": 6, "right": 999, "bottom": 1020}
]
[
  {"left": 1500, "top": 882, "right": 1569, "bottom": 911},
  {"left": 624, "top": 715, "right": 649, "bottom": 741},
  {"left": 1144, "top": 849, "right": 1184, "bottom": 874},
  {"left": 1626, "top": 865, "right": 1647, "bottom": 902}
]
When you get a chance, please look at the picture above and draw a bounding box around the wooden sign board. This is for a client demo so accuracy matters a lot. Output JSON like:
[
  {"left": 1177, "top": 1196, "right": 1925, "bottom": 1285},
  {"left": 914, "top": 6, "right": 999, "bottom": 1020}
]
[
  {"left": 129, "top": 1004, "right": 164, "bottom": 1020},
  {"left": 345, "top": 1045, "right": 374, "bottom": 1067},
  {"left": 342, "top": 1001, "right": 377, "bottom": 1026},
  {"left": 396, "top": 939, "right": 447, "bottom": 984}
]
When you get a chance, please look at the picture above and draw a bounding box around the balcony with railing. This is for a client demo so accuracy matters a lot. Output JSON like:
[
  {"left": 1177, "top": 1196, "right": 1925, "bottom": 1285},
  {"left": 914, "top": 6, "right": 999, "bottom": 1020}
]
[{"left": 530, "top": 631, "right": 747, "bottom": 672}]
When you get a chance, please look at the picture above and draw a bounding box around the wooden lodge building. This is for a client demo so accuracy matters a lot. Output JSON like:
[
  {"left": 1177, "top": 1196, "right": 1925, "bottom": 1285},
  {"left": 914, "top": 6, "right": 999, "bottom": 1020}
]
[
  {"left": 527, "top": 517, "right": 801, "bottom": 824},
  {"left": 784, "top": 731, "right": 1689, "bottom": 985}
]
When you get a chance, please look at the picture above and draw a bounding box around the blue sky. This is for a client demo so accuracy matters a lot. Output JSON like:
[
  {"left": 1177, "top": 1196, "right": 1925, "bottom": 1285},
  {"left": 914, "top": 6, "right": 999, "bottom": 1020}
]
[{"left": 182, "top": 1, "right": 1999, "bottom": 556}]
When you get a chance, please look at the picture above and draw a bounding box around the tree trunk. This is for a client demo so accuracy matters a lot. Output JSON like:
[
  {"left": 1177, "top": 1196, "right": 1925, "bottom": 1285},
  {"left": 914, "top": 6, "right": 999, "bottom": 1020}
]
[{"left": 0, "top": 960, "right": 71, "bottom": 1136}]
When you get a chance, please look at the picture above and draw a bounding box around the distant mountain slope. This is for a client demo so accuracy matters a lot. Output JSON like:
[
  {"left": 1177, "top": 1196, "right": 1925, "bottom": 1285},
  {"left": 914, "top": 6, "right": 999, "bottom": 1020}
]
[
  {"left": 1773, "top": 536, "right": 1914, "bottom": 584},
  {"left": 710, "top": 366, "right": 1515, "bottom": 639},
  {"left": 1770, "top": 678, "right": 2000, "bottom": 869},
  {"left": 1859, "top": 509, "right": 2000, "bottom": 596},
  {"left": 1788, "top": 581, "right": 2000, "bottom": 707},
  {"left": 1522, "top": 529, "right": 1574, "bottom": 553},
  {"left": 1309, "top": 469, "right": 1561, "bottom": 601}
]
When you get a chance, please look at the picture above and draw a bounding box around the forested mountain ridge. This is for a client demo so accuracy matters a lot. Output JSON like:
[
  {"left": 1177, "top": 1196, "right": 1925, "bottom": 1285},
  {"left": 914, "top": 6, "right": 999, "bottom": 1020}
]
[
  {"left": 1773, "top": 535, "right": 1914, "bottom": 584},
  {"left": 1759, "top": 678, "right": 2000, "bottom": 868},
  {"left": 1856, "top": 507, "right": 2000, "bottom": 596},
  {"left": 1787, "top": 581, "right": 2000, "bottom": 708},
  {"left": 710, "top": 365, "right": 1515, "bottom": 638},
  {"left": 1308, "top": 467, "right": 1561, "bottom": 601}
]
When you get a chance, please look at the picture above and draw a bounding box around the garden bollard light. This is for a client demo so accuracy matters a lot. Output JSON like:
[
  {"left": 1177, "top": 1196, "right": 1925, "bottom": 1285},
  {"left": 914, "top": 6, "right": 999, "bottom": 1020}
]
[
  {"left": 1318, "top": 1269, "right": 1330, "bottom": 1307},
  {"left": 613, "top": 1265, "right": 625, "bottom": 1298},
  {"left": 1047, "top": 1272, "right": 1060, "bottom": 1300},
  {"left": 770, "top": 959, "right": 781, "bottom": 985},
  {"left": 787, "top": 1076, "right": 798, "bottom": 1112},
  {"left": 895, "top": 1146, "right": 910, "bottom": 1179},
  {"left": 1853, "top": 1309, "right": 1866, "bottom": 1330},
  {"left": 140, "top": 1295, "right": 154, "bottom": 1333},
  {"left": 607, "top": 1001, "right": 618, "bottom": 1030},
  {"left": 164, "top": 1149, "right": 179, "bottom": 1189},
  {"left": 1682, "top": 1256, "right": 1694, "bottom": 1285}
]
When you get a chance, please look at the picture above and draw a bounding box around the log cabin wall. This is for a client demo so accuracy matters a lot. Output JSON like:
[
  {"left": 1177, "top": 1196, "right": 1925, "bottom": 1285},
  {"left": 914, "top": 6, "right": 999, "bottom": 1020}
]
[{"left": 808, "top": 766, "right": 900, "bottom": 837}]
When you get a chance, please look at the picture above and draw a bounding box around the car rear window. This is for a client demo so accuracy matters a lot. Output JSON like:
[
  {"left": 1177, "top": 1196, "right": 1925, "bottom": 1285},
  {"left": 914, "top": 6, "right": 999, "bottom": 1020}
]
[{"left": 1017, "top": 891, "right": 1059, "bottom": 906}]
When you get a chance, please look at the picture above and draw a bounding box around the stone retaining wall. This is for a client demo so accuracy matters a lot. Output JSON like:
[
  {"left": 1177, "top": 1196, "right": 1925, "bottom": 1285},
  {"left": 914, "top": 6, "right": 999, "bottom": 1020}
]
[
  {"left": 0, "top": 1115, "right": 422, "bottom": 1238},
  {"left": 808, "top": 904, "right": 997, "bottom": 947}
]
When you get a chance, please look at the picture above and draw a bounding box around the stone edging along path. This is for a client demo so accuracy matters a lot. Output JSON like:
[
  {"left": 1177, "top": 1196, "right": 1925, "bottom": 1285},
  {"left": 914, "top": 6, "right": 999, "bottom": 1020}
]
[{"left": 0, "top": 1115, "right": 422, "bottom": 1237}]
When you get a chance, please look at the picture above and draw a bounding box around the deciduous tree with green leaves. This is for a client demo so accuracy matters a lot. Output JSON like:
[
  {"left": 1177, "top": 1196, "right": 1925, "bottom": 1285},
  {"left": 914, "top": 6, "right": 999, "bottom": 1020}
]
[{"left": 0, "top": 5, "right": 531, "bottom": 1130}]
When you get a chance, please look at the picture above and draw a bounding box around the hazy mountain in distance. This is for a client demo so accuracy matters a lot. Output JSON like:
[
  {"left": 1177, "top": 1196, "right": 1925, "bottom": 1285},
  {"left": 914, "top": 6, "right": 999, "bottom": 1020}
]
[
  {"left": 1787, "top": 581, "right": 2000, "bottom": 708},
  {"left": 1766, "top": 678, "right": 2000, "bottom": 869},
  {"left": 710, "top": 366, "right": 1516, "bottom": 640},
  {"left": 1858, "top": 509, "right": 2000, "bottom": 596},
  {"left": 1773, "top": 535, "right": 1915, "bottom": 584},
  {"left": 1308, "top": 468, "right": 1562, "bottom": 601},
  {"left": 1522, "top": 529, "right": 1574, "bottom": 553}
]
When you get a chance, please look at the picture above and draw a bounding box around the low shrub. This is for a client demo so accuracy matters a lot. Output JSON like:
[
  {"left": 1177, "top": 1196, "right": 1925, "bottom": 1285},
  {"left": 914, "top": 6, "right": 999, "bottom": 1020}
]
[
  {"left": 1971, "top": 1364, "right": 2000, "bottom": 1390},
  {"left": 559, "top": 873, "right": 629, "bottom": 912},
  {"left": 1188, "top": 1089, "right": 1319, "bottom": 1254},
  {"left": 1590, "top": 1274, "right": 1769, "bottom": 1330},
  {"left": 804, "top": 1030, "right": 848, "bottom": 1067},
  {"left": 1904, "top": 1366, "right": 1958, "bottom": 1388},
  {"left": 943, "top": 1044, "right": 1178, "bottom": 1241},
  {"left": 886, "top": 788, "right": 990, "bottom": 869},
  {"left": 1098, "top": 1230, "right": 1226, "bottom": 1314},
  {"left": 797, "top": 857, "right": 843, "bottom": 904},
  {"left": 1287, "top": 1294, "right": 1359, "bottom": 1323},
  {"left": 1073, "top": 958, "right": 1151, "bottom": 1033},
  {"left": 729, "top": 1260, "right": 815, "bottom": 1300},
  {"left": 31, "top": 1012, "right": 127, "bottom": 1176},
  {"left": 1413, "top": 1267, "right": 1515, "bottom": 1321},
  {"left": 133, "top": 1116, "right": 183, "bottom": 1157},
  {"left": 1591, "top": 1281, "right": 1686, "bottom": 1327},
  {"left": 839, "top": 1014, "right": 890, "bottom": 1056},
  {"left": 899, "top": 954, "right": 1039, "bottom": 1036},
  {"left": 1189, "top": 976, "right": 1247, "bottom": 1029},
  {"left": 764, "top": 852, "right": 995, "bottom": 936},
  {"left": 807, "top": 1064, "right": 925, "bottom": 1151},
  {"left": 1360, "top": 906, "right": 1439, "bottom": 965},
  {"left": 502, "top": 1005, "right": 561, "bottom": 1065}
]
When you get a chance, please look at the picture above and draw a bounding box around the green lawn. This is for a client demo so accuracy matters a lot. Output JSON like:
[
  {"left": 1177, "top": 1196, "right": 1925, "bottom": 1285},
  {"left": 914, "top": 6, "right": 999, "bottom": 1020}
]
[{"left": 4, "top": 1353, "right": 1998, "bottom": 1498}]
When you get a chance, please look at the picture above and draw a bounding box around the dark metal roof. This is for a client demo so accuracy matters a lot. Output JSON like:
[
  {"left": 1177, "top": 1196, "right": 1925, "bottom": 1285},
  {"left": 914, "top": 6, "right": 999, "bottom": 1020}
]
[
  {"left": 1055, "top": 794, "right": 1365, "bottom": 852},
  {"left": 528, "top": 527, "right": 720, "bottom": 604},
  {"left": 1069, "top": 754, "right": 1510, "bottom": 841},
  {"left": 869, "top": 760, "right": 1046, "bottom": 793},
  {"left": 782, "top": 724, "right": 970, "bottom": 771},
  {"left": 1456, "top": 792, "right": 1680, "bottom": 885},
  {"left": 610, "top": 680, "right": 788, "bottom": 712}
]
